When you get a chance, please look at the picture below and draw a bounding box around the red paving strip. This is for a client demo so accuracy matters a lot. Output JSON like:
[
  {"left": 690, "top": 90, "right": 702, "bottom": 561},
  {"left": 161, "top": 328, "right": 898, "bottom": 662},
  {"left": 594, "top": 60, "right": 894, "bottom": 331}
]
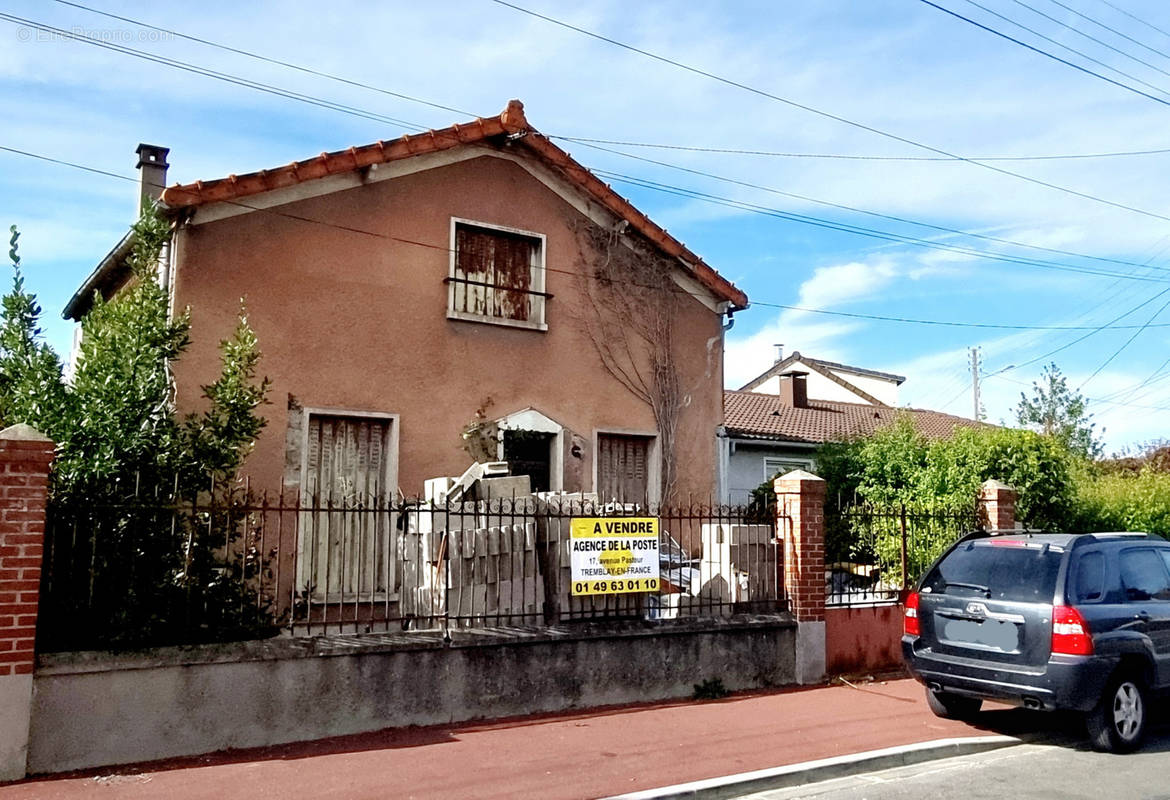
[{"left": 4, "top": 679, "right": 998, "bottom": 800}]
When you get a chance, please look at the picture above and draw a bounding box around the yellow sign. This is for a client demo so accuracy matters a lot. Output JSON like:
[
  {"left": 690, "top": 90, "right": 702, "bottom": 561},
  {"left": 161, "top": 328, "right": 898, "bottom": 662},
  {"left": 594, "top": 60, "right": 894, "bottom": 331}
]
[{"left": 569, "top": 518, "right": 660, "bottom": 596}]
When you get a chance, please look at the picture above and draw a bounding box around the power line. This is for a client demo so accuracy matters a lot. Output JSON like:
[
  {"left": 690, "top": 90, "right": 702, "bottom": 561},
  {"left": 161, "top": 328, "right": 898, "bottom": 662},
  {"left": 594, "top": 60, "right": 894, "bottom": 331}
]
[
  {"left": 34, "top": 5, "right": 1170, "bottom": 277},
  {"left": 9, "top": 141, "right": 1170, "bottom": 334},
  {"left": 572, "top": 138, "right": 1170, "bottom": 274},
  {"left": 918, "top": 0, "right": 1170, "bottom": 107},
  {"left": 748, "top": 300, "right": 1170, "bottom": 330},
  {"left": 1096, "top": 0, "right": 1170, "bottom": 43},
  {"left": 1095, "top": 354, "right": 1170, "bottom": 402},
  {"left": 551, "top": 135, "right": 1170, "bottom": 163},
  {"left": 991, "top": 371, "right": 1170, "bottom": 413},
  {"left": 12, "top": 142, "right": 1170, "bottom": 416},
  {"left": 490, "top": 0, "right": 1170, "bottom": 226},
  {"left": 0, "top": 13, "right": 429, "bottom": 133},
  {"left": 594, "top": 169, "right": 1170, "bottom": 283},
  {"left": 939, "top": 379, "right": 975, "bottom": 414},
  {"left": 50, "top": 0, "right": 476, "bottom": 119},
  {"left": 1044, "top": 0, "right": 1170, "bottom": 63},
  {"left": 1006, "top": 0, "right": 1170, "bottom": 82},
  {"left": 980, "top": 233, "right": 1170, "bottom": 379},
  {"left": 1077, "top": 294, "right": 1170, "bottom": 390},
  {"left": 49, "top": 1, "right": 1170, "bottom": 167},
  {"left": 997, "top": 285, "right": 1170, "bottom": 373},
  {"left": 38, "top": 4, "right": 1170, "bottom": 279},
  {"left": 20, "top": 6, "right": 1170, "bottom": 266},
  {"left": 960, "top": 0, "right": 1170, "bottom": 97}
]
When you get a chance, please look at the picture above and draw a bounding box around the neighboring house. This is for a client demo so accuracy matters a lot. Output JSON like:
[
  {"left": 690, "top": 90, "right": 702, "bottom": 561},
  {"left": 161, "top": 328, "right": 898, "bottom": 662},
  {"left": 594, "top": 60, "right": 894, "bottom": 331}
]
[
  {"left": 739, "top": 349, "right": 905, "bottom": 406},
  {"left": 66, "top": 100, "right": 748, "bottom": 510},
  {"left": 719, "top": 371, "right": 981, "bottom": 504}
]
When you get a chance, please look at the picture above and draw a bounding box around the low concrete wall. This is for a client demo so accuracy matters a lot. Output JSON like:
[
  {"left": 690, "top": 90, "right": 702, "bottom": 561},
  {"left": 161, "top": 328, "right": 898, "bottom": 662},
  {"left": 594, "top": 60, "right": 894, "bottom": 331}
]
[
  {"left": 29, "top": 615, "right": 795, "bottom": 774},
  {"left": 825, "top": 605, "right": 903, "bottom": 675}
]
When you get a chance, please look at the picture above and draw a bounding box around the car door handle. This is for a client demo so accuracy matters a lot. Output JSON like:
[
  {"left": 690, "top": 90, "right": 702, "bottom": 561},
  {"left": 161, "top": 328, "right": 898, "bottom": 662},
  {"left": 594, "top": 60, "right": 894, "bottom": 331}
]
[{"left": 1134, "top": 611, "right": 1151, "bottom": 622}]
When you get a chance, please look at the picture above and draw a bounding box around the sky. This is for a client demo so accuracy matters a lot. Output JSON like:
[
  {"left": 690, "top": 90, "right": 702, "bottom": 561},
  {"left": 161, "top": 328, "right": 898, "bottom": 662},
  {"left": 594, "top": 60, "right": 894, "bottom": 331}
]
[{"left": 2, "top": 0, "right": 1170, "bottom": 454}]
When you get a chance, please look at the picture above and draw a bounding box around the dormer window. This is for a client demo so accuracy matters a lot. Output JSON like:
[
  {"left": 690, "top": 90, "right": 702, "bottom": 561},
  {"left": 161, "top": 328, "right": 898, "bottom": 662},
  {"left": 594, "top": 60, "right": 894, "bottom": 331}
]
[{"left": 447, "top": 219, "right": 548, "bottom": 331}]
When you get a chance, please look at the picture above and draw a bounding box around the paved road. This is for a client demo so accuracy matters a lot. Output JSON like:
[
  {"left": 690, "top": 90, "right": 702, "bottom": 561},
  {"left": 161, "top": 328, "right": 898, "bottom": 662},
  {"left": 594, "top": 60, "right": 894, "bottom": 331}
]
[{"left": 742, "top": 717, "right": 1170, "bottom": 800}]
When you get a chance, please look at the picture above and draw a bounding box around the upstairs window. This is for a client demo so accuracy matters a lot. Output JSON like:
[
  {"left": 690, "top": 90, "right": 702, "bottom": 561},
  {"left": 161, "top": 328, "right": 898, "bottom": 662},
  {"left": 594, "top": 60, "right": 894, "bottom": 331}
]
[{"left": 448, "top": 219, "right": 547, "bottom": 330}]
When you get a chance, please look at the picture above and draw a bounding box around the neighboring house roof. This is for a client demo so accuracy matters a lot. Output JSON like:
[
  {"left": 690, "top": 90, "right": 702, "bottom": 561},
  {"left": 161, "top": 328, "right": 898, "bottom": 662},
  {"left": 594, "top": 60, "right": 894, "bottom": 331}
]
[
  {"left": 723, "top": 390, "right": 982, "bottom": 444},
  {"left": 739, "top": 351, "right": 906, "bottom": 401},
  {"left": 63, "top": 100, "right": 746, "bottom": 321}
]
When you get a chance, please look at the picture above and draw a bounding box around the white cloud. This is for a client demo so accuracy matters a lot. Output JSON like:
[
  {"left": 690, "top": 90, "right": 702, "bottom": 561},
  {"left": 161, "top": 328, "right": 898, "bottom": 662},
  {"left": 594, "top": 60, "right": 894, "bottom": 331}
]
[{"left": 796, "top": 260, "right": 898, "bottom": 309}]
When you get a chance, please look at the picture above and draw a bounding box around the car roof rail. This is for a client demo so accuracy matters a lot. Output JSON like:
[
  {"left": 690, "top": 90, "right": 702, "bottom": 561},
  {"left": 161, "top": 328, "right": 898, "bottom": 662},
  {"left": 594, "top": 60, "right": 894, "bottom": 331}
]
[{"left": 1085, "top": 531, "right": 1156, "bottom": 539}]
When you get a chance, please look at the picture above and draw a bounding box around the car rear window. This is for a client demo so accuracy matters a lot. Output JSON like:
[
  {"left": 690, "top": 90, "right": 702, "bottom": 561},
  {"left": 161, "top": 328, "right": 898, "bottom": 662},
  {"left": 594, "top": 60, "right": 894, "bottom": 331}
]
[{"left": 922, "top": 540, "right": 1063, "bottom": 603}]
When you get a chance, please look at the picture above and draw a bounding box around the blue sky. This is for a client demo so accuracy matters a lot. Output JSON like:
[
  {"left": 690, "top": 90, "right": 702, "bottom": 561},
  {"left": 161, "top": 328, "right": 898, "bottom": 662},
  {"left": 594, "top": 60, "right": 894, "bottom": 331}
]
[{"left": 2, "top": 0, "right": 1170, "bottom": 452}]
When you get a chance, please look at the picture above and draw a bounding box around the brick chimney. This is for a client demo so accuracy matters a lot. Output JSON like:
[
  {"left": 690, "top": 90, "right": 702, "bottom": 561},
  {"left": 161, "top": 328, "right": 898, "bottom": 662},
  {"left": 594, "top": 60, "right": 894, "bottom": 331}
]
[
  {"left": 136, "top": 143, "right": 170, "bottom": 215},
  {"left": 779, "top": 371, "right": 808, "bottom": 408}
]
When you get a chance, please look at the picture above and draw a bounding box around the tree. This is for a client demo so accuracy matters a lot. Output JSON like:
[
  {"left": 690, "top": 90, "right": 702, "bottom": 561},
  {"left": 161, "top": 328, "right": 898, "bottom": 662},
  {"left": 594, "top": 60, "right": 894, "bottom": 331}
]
[
  {"left": 2, "top": 209, "right": 272, "bottom": 646},
  {"left": 51, "top": 209, "right": 192, "bottom": 500},
  {"left": 0, "top": 226, "right": 68, "bottom": 432},
  {"left": 1015, "top": 363, "right": 1103, "bottom": 459}
]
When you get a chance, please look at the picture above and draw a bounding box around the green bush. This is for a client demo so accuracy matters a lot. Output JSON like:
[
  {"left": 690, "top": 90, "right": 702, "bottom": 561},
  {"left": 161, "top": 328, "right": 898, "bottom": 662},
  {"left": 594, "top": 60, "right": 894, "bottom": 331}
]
[
  {"left": 1072, "top": 468, "right": 1170, "bottom": 538},
  {"left": 750, "top": 415, "right": 1082, "bottom": 586}
]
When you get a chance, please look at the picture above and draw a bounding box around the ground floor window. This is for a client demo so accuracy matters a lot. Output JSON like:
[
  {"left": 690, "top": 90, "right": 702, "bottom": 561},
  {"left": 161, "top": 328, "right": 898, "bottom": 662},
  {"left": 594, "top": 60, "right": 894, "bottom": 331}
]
[
  {"left": 597, "top": 433, "right": 654, "bottom": 505},
  {"left": 764, "top": 457, "right": 814, "bottom": 480},
  {"left": 299, "top": 412, "right": 396, "bottom": 599}
]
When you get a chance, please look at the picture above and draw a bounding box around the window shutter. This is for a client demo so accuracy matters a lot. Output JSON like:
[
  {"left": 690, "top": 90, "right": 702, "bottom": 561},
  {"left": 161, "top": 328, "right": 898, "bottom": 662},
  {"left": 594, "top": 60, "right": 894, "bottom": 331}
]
[
  {"left": 597, "top": 433, "right": 652, "bottom": 505},
  {"left": 302, "top": 414, "right": 394, "bottom": 596},
  {"left": 454, "top": 225, "right": 535, "bottom": 321}
]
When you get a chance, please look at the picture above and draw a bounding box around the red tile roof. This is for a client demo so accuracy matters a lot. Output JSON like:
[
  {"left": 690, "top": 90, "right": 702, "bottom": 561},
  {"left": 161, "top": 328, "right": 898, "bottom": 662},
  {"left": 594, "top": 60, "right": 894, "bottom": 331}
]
[
  {"left": 160, "top": 100, "right": 747, "bottom": 310},
  {"left": 723, "top": 390, "right": 984, "bottom": 443}
]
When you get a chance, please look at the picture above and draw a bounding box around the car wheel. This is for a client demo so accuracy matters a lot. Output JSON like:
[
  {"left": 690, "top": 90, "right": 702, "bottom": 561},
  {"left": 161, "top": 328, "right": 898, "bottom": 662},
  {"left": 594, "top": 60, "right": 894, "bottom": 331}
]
[
  {"left": 925, "top": 688, "right": 983, "bottom": 719},
  {"left": 1086, "top": 673, "right": 1148, "bottom": 753}
]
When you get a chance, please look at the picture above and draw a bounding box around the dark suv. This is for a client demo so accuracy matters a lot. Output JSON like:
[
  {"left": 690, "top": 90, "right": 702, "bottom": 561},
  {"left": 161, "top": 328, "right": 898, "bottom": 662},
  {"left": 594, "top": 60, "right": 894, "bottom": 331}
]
[{"left": 902, "top": 531, "right": 1170, "bottom": 753}]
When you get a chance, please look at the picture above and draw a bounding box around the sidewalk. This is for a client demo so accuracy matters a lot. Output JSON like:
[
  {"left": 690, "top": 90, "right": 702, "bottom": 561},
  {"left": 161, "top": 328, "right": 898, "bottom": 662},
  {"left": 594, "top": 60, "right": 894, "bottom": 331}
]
[{"left": 4, "top": 678, "right": 1029, "bottom": 800}]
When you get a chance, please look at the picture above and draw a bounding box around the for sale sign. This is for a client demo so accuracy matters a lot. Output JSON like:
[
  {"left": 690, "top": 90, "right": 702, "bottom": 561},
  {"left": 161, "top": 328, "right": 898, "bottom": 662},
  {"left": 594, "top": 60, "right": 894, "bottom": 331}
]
[{"left": 569, "top": 517, "right": 660, "bottom": 596}]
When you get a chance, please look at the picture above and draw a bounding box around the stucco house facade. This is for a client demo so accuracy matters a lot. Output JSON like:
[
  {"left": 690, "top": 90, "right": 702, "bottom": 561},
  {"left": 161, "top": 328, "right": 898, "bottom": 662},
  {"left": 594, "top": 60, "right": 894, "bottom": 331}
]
[{"left": 67, "top": 100, "right": 748, "bottom": 507}]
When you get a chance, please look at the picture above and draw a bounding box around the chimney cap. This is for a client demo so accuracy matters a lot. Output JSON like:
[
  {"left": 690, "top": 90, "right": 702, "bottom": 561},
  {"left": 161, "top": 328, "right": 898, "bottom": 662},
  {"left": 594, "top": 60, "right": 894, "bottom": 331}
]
[
  {"left": 136, "top": 143, "right": 170, "bottom": 170},
  {"left": 778, "top": 370, "right": 809, "bottom": 379}
]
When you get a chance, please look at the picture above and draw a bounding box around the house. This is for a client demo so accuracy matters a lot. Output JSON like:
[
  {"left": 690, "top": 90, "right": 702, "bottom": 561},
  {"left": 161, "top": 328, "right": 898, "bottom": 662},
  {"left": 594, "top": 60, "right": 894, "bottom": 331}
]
[
  {"left": 719, "top": 369, "right": 981, "bottom": 504},
  {"left": 739, "top": 348, "right": 905, "bottom": 406},
  {"left": 66, "top": 100, "right": 748, "bottom": 509}
]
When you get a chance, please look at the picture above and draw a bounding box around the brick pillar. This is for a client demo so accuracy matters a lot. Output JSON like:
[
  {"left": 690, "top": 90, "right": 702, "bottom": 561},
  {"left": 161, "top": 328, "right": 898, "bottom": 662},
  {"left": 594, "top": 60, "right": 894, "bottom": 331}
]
[
  {"left": 0, "top": 424, "right": 54, "bottom": 782},
  {"left": 978, "top": 479, "right": 1017, "bottom": 532},
  {"left": 774, "top": 470, "right": 826, "bottom": 684}
]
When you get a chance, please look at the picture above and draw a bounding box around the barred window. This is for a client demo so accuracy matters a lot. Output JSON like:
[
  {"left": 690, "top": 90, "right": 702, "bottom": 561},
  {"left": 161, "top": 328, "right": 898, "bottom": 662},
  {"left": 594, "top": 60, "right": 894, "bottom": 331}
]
[{"left": 447, "top": 220, "right": 547, "bottom": 330}]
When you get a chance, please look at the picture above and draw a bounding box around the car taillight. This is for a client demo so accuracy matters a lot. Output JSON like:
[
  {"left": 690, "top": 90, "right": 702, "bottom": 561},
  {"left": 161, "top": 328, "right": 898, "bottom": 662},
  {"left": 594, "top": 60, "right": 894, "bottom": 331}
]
[
  {"left": 1051, "top": 605, "right": 1093, "bottom": 655},
  {"left": 904, "top": 591, "right": 920, "bottom": 636}
]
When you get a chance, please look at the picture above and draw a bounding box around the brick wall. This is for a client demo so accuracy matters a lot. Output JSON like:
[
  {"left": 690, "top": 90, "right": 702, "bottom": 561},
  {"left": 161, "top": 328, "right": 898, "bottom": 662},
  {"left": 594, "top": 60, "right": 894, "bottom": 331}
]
[
  {"left": 978, "top": 478, "right": 1017, "bottom": 532},
  {"left": 774, "top": 471, "right": 826, "bottom": 623},
  {"left": 0, "top": 432, "right": 54, "bottom": 677}
]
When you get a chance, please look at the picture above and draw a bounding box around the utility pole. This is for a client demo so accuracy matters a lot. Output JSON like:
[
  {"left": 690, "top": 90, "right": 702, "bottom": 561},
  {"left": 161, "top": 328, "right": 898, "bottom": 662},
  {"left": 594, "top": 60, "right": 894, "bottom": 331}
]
[{"left": 970, "top": 347, "right": 982, "bottom": 421}]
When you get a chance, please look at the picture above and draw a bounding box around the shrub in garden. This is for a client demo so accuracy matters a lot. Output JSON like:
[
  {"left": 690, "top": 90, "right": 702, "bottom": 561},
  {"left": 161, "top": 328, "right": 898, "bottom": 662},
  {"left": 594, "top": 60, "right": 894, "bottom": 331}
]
[{"left": 3, "top": 212, "right": 273, "bottom": 648}]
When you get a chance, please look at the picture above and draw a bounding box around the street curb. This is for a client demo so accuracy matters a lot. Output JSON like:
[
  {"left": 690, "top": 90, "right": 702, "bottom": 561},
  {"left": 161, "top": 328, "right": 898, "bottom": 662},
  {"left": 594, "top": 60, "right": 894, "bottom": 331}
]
[{"left": 602, "top": 735, "right": 1022, "bottom": 800}]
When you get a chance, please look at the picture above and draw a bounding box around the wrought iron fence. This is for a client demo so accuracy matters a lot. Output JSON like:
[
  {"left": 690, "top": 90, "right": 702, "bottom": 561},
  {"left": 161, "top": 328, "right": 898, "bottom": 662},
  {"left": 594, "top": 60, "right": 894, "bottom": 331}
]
[
  {"left": 39, "top": 482, "right": 788, "bottom": 651},
  {"left": 824, "top": 502, "right": 977, "bottom": 607}
]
